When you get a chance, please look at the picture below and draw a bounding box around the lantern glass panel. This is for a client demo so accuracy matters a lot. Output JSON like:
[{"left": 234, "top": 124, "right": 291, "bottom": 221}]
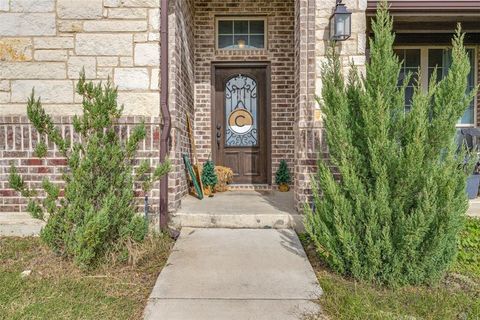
[{"left": 336, "top": 14, "right": 347, "bottom": 37}]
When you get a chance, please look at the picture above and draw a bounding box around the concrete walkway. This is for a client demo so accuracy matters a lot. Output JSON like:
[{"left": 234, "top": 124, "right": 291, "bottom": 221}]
[
  {"left": 467, "top": 198, "right": 480, "bottom": 218},
  {"left": 0, "top": 212, "right": 44, "bottom": 236},
  {"left": 144, "top": 228, "right": 322, "bottom": 320}
]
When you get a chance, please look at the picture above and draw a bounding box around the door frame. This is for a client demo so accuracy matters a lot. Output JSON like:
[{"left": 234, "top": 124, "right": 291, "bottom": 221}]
[{"left": 210, "top": 61, "right": 272, "bottom": 185}]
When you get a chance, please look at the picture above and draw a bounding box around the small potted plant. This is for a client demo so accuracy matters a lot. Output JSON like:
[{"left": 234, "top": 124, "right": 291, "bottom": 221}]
[
  {"left": 201, "top": 159, "right": 218, "bottom": 197},
  {"left": 275, "top": 159, "right": 291, "bottom": 192}
]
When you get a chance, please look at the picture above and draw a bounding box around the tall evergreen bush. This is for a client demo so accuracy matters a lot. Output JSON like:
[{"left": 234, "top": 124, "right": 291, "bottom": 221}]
[
  {"left": 305, "top": 2, "right": 477, "bottom": 286},
  {"left": 9, "top": 73, "right": 170, "bottom": 268}
]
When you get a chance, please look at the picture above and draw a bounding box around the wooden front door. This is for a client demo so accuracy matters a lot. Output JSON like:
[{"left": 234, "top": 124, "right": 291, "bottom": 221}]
[{"left": 213, "top": 64, "right": 270, "bottom": 184}]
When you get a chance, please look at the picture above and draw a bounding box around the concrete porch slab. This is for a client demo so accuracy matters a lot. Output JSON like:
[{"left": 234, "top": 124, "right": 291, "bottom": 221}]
[
  {"left": 0, "top": 212, "right": 44, "bottom": 237},
  {"left": 468, "top": 199, "right": 480, "bottom": 218},
  {"left": 171, "top": 190, "right": 304, "bottom": 230},
  {"left": 144, "top": 228, "right": 322, "bottom": 320}
]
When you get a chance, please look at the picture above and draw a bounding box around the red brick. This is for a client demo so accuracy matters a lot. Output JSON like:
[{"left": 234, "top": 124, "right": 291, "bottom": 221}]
[{"left": 27, "top": 159, "right": 43, "bottom": 166}]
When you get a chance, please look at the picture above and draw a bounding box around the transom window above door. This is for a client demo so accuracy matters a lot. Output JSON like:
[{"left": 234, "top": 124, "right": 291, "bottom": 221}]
[{"left": 216, "top": 18, "right": 266, "bottom": 50}]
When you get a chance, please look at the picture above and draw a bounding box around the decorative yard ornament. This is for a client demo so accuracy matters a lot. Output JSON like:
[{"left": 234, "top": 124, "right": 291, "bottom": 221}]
[{"left": 329, "top": 0, "right": 352, "bottom": 41}]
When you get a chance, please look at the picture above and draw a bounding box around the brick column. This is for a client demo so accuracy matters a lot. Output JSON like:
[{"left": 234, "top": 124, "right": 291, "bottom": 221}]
[{"left": 294, "top": 0, "right": 367, "bottom": 212}]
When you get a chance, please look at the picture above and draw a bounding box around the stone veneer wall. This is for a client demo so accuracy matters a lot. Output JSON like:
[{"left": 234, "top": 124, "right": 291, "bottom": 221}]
[
  {"left": 294, "top": 0, "right": 367, "bottom": 211},
  {"left": 193, "top": 0, "right": 296, "bottom": 185},
  {"left": 0, "top": 0, "right": 163, "bottom": 218}
]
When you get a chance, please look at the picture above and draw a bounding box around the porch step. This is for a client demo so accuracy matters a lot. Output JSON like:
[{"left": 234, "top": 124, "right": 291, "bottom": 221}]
[
  {"left": 227, "top": 184, "right": 272, "bottom": 191},
  {"left": 171, "top": 191, "right": 304, "bottom": 231},
  {"left": 0, "top": 212, "right": 44, "bottom": 237},
  {"left": 171, "top": 211, "right": 304, "bottom": 231}
]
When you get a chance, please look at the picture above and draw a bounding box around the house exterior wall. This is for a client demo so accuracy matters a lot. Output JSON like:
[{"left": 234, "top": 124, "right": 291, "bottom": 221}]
[
  {"left": 0, "top": 0, "right": 163, "bottom": 220},
  {"left": 0, "top": 0, "right": 478, "bottom": 219},
  {"left": 193, "top": 0, "right": 296, "bottom": 185}
]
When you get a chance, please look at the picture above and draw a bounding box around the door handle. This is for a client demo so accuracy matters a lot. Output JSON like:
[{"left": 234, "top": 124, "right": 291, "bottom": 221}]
[{"left": 216, "top": 124, "right": 221, "bottom": 147}]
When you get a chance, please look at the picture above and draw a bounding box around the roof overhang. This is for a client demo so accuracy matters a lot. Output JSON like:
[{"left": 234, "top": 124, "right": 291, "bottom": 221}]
[{"left": 367, "top": 1, "right": 480, "bottom": 15}]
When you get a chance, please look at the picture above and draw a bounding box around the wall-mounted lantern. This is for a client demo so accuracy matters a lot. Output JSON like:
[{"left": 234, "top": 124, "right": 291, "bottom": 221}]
[{"left": 329, "top": 0, "right": 352, "bottom": 41}]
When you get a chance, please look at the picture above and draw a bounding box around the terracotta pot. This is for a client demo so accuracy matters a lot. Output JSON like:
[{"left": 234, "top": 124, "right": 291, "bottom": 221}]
[{"left": 278, "top": 183, "right": 290, "bottom": 192}]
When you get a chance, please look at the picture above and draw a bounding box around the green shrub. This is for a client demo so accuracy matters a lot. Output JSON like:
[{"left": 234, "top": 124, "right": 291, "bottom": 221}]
[
  {"left": 455, "top": 218, "right": 480, "bottom": 277},
  {"left": 305, "top": 2, "right": 477, "bottom": 287},
  {"left": 9, "top": 73, "right": 170, "bottom": 268},
  {"left": 275, "top": 159, "right": 292, "bottom": 185}
]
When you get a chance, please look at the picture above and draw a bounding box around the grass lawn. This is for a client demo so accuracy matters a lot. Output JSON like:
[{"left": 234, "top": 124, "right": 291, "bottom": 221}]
[
  {"left": 302, "top": 218, "right": 480, "bottom": 320},
  {"left": 0, "top": 234, "right": 173, "bottom": 320}
]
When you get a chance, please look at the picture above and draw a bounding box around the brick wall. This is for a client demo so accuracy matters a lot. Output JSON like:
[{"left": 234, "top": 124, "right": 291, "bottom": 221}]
[
  {"left": 0, "top": 0, "right": 163, "bottom": 218},
  {"left": 294, "top": 0, "right": 319, "bottom": 211},
  {"left": 193, "top": 0, "right": 296, "bottom": 185},
  {"left": 0, "top": 116, "right": 162, "bottom": 216},
  {"left": 294, "top": 0, "right": 367, "bottom": 211},
  {"left": 167, "top": 0, "right": 195, "bottom": 212}
]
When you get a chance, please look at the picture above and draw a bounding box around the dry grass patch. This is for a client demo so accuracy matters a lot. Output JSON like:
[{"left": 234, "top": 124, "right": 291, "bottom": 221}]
[{"left": 0, "top": 234, "right": 173, "bottom": 320}]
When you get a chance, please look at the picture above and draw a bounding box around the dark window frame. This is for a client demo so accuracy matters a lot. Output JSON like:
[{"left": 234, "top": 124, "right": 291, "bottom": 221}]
[{"left": 216, "top": 17, "right": 267, "bottom": 51}]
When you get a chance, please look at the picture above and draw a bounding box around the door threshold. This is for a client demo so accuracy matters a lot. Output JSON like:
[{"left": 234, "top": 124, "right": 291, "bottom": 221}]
[{"left": 228, "top": 184, "right": 272, "bottom": 191}]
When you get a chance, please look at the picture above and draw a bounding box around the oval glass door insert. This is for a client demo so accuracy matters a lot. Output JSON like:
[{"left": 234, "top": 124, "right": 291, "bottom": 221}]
[{"left": 225, "top": 74, "right": 258, "bottom": 147}]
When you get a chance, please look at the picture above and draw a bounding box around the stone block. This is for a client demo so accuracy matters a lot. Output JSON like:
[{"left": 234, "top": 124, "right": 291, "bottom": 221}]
[
  {"left": 97, "top": 67, "right": 113, "bottom": 79},
  {"left": 0, "top": 38, "right": 32, "bottom": 61},
  {"left": 11, "top": 0, "right": 55, "bottom": 12},
  {"left": 58, "top": 21, "right": 83, "bottom": 33},
  {"left": 34, "top": 37, "right": 74, "bottom": 49},
  {"left": 149, "top": 9, "right": 159, "bottom": 30},
  {"left": 11, "top": 80, "right": 74, "bottom": 103},
  {"left": 148, "top": 32, "right": 159, "bottom": 41},
  {"left": 0, "top": 0, "right": 8, "bottom": 11},
  {"left": 120, "top": 57, "right": 134, "bottom": 66},
  {"left": 150, "top": 68, "right": 159, "bottom": 90},
  {"left": 349, "top": 55, "right": 366, "bottom": 66},
  {"left": 134, "top": 33, "right": 148, "bottom": 42},
  {"left": 117, "top": 92, "right": 160, "bottom": 116},
  {"left": 0, "top": 62, "right": 66, "bottom": 79},
  {"left": 114, "top": 68, "right": 149, "bottom": 90},
  {"left": 0, "top": 13, "right": 56, "bottom": 36},
  {"left": 357, "top": 32, "right": 366, "bottom": 55},
  {"left": 358, "top": 0, "right": 368, "bottom": 11},
  {"left": 68, "top": 56, "right": 97, "bottom": 79},
  {"left": 108, "top": 8, "right": 147, "bottom": 19},
  {"left": 134, "top": 43, "right": 159, "bottom": 66},
  {"left": 34, "top": 50, "right": 68, "bottom": 61},
  {"left": 0, "top": 80, "right": 9, "bottom": 91},
  {"left": 0, "top": 92, "right": 9, "bottom": 103},
  {"left": 57, "top": 0, "right": 103, "bottom": 19},
  {"left": 122, "top": 0, "right": 159, "bottom": 8},
  {"left": 83, "top": 20, "right": 147, "bottom": 32},
  {"left": 104, "top": 0, "right": 121, "bottom": 7},
  {"left": 351, "top": 12, "right": 366, "bottom": 33},
  {"left": 76, "top": 34, "right": 132, "bottom": 56},
  {"left": 97, "top": 56, "right": 118, "bottom": 67}
]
